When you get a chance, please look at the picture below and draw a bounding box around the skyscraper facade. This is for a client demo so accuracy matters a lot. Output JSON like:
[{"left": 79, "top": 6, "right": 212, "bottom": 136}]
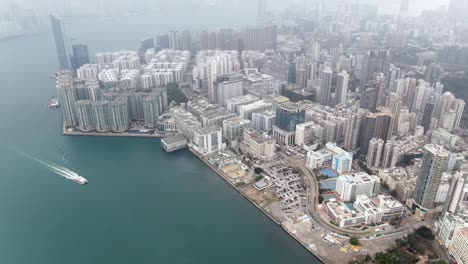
[
  {"left": 335, "top": 70, "right": 349, "bottom": 106},
  {"left": 275, "top": 102, "right": 306, "bottom": 132},
  {"left": 169, "top": 31, "right": 181, "bottom": 50},
  {"left": 56, "top": 71, "right": 77, "bottom": 127},
  {"left": 71, "top": 44, "right": 90, "bottom": 75},
  {"left": 318, "top": 67, "right": 333, "bottom": 106},
  {"left": 92, "top": 100, "right": 111, "bottom": 132},
  {"left": 50, "top": 14, "right": 71, "bottom": 71},
  {"left": 75, "top": 100, "right": 95, "bottom": 132},
  {"left": 109, "top": 97, "right": 130, "bottom": 133},
  {"left": 157, "top": 34, "right": 170, "bottom": 50},
  {"left": 414, "top": 145, "right": 449, "bottom": 210}
]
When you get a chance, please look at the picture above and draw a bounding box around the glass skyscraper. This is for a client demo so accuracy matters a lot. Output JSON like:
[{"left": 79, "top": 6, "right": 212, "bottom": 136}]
[
  {"left": 71, "top": 44, "right": 90, "bottom": 74},
  {"left": 275, "top": 102, "right": 305, "bottom": 132},
  {"left": 50, "top": 14, "right": 71, "bottom": 71}
]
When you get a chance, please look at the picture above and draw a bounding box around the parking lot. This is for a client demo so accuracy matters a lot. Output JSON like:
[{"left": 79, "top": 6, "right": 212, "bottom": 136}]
[{"left": 266, "top": 166, "right": 307, "bottom": 216}]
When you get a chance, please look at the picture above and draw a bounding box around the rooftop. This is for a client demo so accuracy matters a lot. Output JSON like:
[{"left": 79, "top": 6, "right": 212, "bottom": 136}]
[{"left": 161, "top": 134, "right": 187, "bottom": 145}]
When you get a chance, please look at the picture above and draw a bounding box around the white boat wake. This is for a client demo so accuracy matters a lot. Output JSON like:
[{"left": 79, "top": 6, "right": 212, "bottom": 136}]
[{"left": 19, "top": 151, "right": 88, "bottom": 185}]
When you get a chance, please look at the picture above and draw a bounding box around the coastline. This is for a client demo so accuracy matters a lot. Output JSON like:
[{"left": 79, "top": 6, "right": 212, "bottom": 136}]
[
  {"left": 61, "top": 124, "right": 328, "bottom": 262},
  {"left": 187, "top": 147, "right": 326, "bottom": 264},
  {"left": 62, "top": 124, "right": 171, "bottom": 138}
]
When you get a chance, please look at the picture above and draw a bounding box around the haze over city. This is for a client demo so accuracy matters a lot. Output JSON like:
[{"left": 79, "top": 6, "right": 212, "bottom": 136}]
[{"left": 1, "top": 0, "right": 468, "bottom": 264}]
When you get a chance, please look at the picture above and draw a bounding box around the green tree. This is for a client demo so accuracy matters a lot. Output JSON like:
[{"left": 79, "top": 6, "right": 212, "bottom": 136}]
[
  {"left": 416, "top": 226, "right": 435, "bottom": 240},
  {"left": 254, "top": 167, "right": 263, "bottom": 174},
  {"left": 375, "top": 252, "right": 400, "bottom": 264},
  {"left": 166, "top": 83, "right": 187, "bottom": 104},
  {"left": 255, "top": 175, "right": 264, "bottom": 181},
  {"left": 349, "top": 237, "right": 360, "bottom": 246}
]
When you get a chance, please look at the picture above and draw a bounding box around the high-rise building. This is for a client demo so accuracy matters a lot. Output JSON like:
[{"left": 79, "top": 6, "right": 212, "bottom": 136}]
[
  {"left": 244, "top": 27, "right": 265, "bottom": 51},
  {"left": 359, "top": 112, "right": 392, "bottom": 154},
  {"left": 75, "top": 100, "right": 95, "bottom": 132},
  {"left": 213, "top": 73, "right": 244, "bottom": 106},
  {"left": 91, "top": 100, "right": 111, "bottom": 132},
  {"left": 318, "top": 67, "right": 333, "bottom": 106},
  {"left": 275, "top": 102, "right": 306, "bottom": 132},
  {"left": 108, "top": 97, "right": 130, "bottom": 133},
  {"left": 453, "top": 99, "right": 465, "bottom": 129},
  {"left": 169, "top": 31, "right": 181, "bottom": 50},
  {"left": 70, "top": 44, "right": 90, "bottom": 75},
  {"left": 273, "top": 102, "right": 305, "bottom": 145},
  {"left": 86, "top": 79, "right": 101, "bottom": 101},
  {"left": 56, "top": 71, "right": 77, "bottom": 127},
  {"left": 359, "top": 50, "right": 389, "bottom": 87},
  {"left": 180, "top": 30, "right": 192, "bottom": 51},
  {"left": 139, "top": 37, "right": 155, "bottom": 53},
  {"left": 413, "top": 145, "right": 449, "bottom": 211},
  {"left": 367, "top": 138, "right": 384, "bottom": 169},
  {"left": 251, "top": 109, "right": 276, "bottom": 133},
  {"left": 157, "top": 34, "right": 170, "bottom": 50},
  {"left": 244, "top": 25, "right": 277, "bottom": 51},
  {"left": 399, "top": 0, "right": 409, "bottom": 19},
  {"left": 142, "top": 95, "right": 161, "bottom": 128},
  {"left": 50, "top": 14, "right": 71, "bottom": 71},
  {"left": 199, "top": 30, "right": 209, "bottom": 50},
  {"left": 264, "top": 25, "right": 278, "bottom": 50},
  {"left": 335, "top": 70, "right": 349, "bottom": 106},
  {"left": 381, "top": 140, "right": 400, "bottom": 169},
  {"left": 344, "top": 112, "right": 365, "bottom": 151},
  {"left": 422, "top": 99, "right": 435, "bottom": 134}
]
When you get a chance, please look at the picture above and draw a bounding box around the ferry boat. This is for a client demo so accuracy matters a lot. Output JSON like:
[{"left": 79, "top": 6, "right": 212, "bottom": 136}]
[
  {"left": 71, "top": 176, "right": 88, "bottom": 185},
  {"left": 49, "top": 98, "right": 60, "bottom": 108}
]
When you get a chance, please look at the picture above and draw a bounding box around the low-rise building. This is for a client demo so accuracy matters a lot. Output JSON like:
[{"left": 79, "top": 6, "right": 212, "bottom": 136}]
[
  {"left": 161, "top": 135, "right": 188, "bottom": 152},
  {"left": 201, "top": 108, "right": 236, "bottom": 127},
  {"left": 325, "top": 199, "right": 366, "bottom": 228},
  {"left": 353, "top": 195, "right": 404, "bottom": 224},
  {"left": 306, "top": 142, "right": 353, "bottom": 174}
]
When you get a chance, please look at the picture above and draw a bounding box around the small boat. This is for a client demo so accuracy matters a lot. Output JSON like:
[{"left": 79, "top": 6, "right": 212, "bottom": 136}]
[
  {"left": 71, "top": 177, "right": 88, "bottom": 185},
  {"left": 49, "top": 98, "right": 60, "bottom": 108}
]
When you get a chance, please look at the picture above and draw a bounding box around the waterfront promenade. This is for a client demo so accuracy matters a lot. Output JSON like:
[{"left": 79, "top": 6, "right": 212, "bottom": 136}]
[{"left": 62, "top": 124, "right": 171, "bottom": 138}]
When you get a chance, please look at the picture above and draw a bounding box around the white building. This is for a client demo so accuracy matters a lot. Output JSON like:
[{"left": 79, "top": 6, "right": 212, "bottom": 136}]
[
  {"left": 306, "top": 142, "right": 353, "bottom": 174},
  {"left": 295, "top": 121, "right": 323, "bottom": 148},
  {"left": 225, "top": 94, "right": 260, "bottom": 114},
  {"left": 336, "top": 172, "right": 380, "bottom": 202},
  {"left": 307, "top": 149, "right": 332, "bottom": 169},
  {"left": 238, "top": 100, "right": 274, "bottom": 120},
  {"left": 222, "top": 117, "right": 251, "bottom": 142},
  {"left": 251, "top": 109, "right": 276, "bottom": 133},
  {"left": 239, "top": 128, "right": 276, "bottom": 160},
  {"left": 77, "top": 64, "right": 100, "bottom": 80},
  {"left": 437, "top": 213, "right": 468, "bottom": 247},
  {"left": 448, "top": 227, "right": 468, "bottom": 264},
  {"left": 192, "top": 50, "right": 240, "bottom": 98},
  {"left": 191, "top": 126, "right": 223, "bottom": 155},
  {"left": 353, "top": 195, "right": 404, "bottom": 224}
]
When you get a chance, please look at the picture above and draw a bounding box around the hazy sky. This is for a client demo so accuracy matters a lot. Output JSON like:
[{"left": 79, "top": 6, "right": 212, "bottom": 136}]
[{"left": 0, "top": 0, "right": 451, "bottom": 17}]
